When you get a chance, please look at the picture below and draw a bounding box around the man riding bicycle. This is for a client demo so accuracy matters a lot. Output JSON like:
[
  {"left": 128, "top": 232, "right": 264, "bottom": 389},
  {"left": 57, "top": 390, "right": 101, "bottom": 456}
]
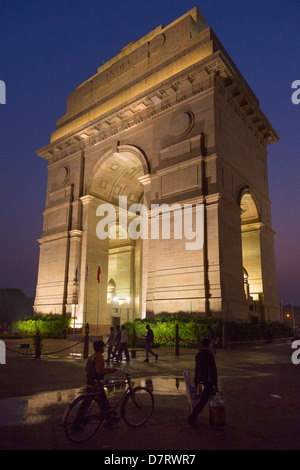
[
  {"left": 86, "top": 340, "right": 118, "bottom": 387},
  {"left": 74, "top": 340, "right": 119, "bottom": 429}
]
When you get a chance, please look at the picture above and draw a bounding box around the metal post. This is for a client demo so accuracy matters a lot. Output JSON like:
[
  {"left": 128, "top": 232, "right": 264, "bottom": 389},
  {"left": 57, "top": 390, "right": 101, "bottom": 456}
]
[
  {"left": 73, "top": 270, "right": 78, "bottom": 334},
  {"left": 84, "top": 271, "right": 88, "bottom": 326},
  {"left": 83, "top": 323, "right": 90, "bottom": 359},
  {"left": 73, "top": 303, "right": 76, "bottom": 334},
  {"left": 175, "top": 324, "right": 179, "bottom": 356},
  {"left": 96, "top": 263, "right": 101, "bottom": 337},
  {"left": 34, "top": 328, "right": 42, "bottom": 359}
]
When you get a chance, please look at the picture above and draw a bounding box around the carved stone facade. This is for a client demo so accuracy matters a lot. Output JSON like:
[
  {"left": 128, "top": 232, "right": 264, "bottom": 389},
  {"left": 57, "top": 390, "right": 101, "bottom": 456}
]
[{"left": 34, "top": 7, "right": 280, "bottom": 333}]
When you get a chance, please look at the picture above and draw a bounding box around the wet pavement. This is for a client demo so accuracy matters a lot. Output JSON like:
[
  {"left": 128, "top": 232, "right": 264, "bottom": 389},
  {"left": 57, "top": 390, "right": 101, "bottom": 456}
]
[{"left": 0, "top": 338, "right": 299, "bottom": 451}]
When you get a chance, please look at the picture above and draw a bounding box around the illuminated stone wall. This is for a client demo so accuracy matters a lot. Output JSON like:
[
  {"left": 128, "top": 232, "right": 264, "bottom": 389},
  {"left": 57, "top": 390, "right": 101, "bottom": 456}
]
[{"left": 34, "top": 7, "right": 280, "bottom": 331}]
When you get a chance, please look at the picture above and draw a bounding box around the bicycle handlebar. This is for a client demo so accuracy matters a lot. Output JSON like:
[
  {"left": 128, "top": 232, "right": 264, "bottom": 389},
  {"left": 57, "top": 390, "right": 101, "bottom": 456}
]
[{"left": 118, "top": 369, "right": 132, "bottom": 377}]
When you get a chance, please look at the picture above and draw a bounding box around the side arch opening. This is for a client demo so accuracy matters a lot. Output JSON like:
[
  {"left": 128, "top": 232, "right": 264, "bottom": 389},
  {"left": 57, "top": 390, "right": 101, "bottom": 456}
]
[{"left": 240, "top": 190, "right": 264, "bottom": 321}]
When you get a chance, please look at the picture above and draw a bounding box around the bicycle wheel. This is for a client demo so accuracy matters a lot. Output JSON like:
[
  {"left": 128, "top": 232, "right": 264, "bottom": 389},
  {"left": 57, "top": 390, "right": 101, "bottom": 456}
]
[
  {"left": 63, "top": 394, "right": 102, "bottom": 443},
  {"left": 121, "top": 386, "right": 154, "bottom": 427}
]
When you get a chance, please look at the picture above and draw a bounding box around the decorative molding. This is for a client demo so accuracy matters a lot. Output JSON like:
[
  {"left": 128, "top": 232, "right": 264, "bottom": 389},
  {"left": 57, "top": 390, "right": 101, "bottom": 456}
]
[
  {"left": 38, "top": 54, "right": 278, "bottom": 166},
  {"left": 37, "top": 63, "right": 216, "bottom": 164}
]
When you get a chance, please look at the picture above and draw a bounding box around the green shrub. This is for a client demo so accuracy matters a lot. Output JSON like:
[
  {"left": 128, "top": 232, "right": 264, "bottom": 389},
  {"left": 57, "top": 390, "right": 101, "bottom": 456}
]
[
  {"left": 123, "top": 321, "right": 138, "bottom": 347},
  {"left": 224, "top": 320, "right": 293, "bottom": 341},
  {"left": 124, "top": 314, "right": 293, "bottom": 347},
  {"left": 13, "top": 315, "right": 71, "bottom": 337},
  {"left": 125, "top": 315, "right": 222, "bottom": 347}
]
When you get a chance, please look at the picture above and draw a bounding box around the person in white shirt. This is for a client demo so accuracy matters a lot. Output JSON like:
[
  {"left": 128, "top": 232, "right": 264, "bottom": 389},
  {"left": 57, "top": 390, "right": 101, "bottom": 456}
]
[
  {"left": 113, "top": 325, "right": 121, "bottom": 359},
  {"left": 118, "top": 325, "right": 130, "bottom": 362}
]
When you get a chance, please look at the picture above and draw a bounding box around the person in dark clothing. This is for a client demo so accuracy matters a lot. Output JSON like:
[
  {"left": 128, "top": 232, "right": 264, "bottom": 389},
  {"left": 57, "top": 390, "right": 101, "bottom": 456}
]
[
  {"left": 143, "top": 324, "right": 158, "bottom": 362},
  {"left": 73, "top": 341, "right": 119, "bottom": 431},
  {"left": 86, "top": 340, "right": 117, "bottom": 387},
  {"left": 187, "top": 338, "right": 219, "bottom": 426},
  {"left": 207, "top": 326, "right": 216, "bottom": 354}
]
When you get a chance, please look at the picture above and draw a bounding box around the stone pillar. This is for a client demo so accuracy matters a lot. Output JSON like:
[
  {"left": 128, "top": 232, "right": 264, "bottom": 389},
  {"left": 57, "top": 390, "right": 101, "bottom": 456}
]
[
  {"left": 259, "top": 225, "right": 280, "bottom": 321},
  {"left": 65, "top": 229, "right": 83, "bottom": 321},
  {"left": 138, "top": 174, "right": 151, "bottom": 318},
  {"left": 217, "top": 196, "right": 249, "bottom": 320}
]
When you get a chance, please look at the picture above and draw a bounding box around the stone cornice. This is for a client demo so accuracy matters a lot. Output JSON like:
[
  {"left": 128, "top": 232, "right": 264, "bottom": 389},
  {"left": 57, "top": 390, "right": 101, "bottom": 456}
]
[
  {"left": 213, "top": 48, "right": 279, "bottom": 148},
  {"left": 69, "top": 229, "right": 83, "bottom": 239},
  {"left": 37, "top": 52, "right": 278, "bottom": 166},
  {"left": 241, "top": 221, "right": 276, "bottom": 237},
  {"left": 80, "top": 194, "right": 96, "bottom": 205},
  {"left": 52, "top": 9, "right": 208, "bottom": 138},
  {"left": 37, "top": 231, "right": 69, "bottom": 244},
  {"left": 36, "top": 55, "right": 217, "bottom": 164}
]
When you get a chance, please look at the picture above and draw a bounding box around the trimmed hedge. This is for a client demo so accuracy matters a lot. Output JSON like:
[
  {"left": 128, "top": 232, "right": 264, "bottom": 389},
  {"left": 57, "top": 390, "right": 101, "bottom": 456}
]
[
  {"left": 224, "top": 320, "right": 292, "bottom": 342},
  {"left": 13, "top": 315, "right": 71, "bottom": 337},
  {"left": 124, "top": 315, "right": 221, "bottom": 347},
  {"left": 124, "top": 315, "right": 293, "bottom": 347}
]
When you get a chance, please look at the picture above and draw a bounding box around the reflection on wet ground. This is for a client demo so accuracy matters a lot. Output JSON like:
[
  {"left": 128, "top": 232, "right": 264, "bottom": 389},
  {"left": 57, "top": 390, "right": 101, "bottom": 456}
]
[
  {"left": 0, "top": 376, "right": 186, "bottom": 427},
  {"left": 0, "top": 388, "right": 81, "bottom": 427},
  {"left": 140, "top": 376, "right": 186, "bottom": 395}
]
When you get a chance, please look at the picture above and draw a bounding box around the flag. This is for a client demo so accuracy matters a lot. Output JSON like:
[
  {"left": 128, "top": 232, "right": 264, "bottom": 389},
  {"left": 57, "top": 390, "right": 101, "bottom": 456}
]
[
  {"left": 85, "top": 265, "right": 88, "bottom": 283},
  {"left": 75, "top": 267, "right": 78, "bottom": 283},
  {"left": 97, "top": 264, "right": 101, "bottom": 284}
]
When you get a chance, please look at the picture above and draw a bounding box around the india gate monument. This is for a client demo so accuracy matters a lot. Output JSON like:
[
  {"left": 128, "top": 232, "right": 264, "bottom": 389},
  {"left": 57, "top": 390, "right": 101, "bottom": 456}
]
[{"left": 34, "top": 7, "right": 280, "bottom": 334}]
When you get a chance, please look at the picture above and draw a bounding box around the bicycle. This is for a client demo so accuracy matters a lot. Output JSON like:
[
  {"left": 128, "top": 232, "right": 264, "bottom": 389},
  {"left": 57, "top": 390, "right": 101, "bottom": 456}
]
[{"left": 62, "top": 371, "right": 154, "bottom": 443}]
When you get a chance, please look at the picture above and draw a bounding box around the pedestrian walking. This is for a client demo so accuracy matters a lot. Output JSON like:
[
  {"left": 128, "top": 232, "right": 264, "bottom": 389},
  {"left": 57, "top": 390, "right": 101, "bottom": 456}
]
[
  {"left": 222, "top": 323, "right": 228, "bottom": 349},
  {"left": 143, "top": 324, "right": 158, "bottom": 362},
  {"left": 118, "top": 325, "right": 130, "bottom": 362},
  {"left": 105, "top": 326, "right": 115, "bottom": 362},
  {"left": 113, "top": 325, "right": 121, "bottom": 360},
  {"left": 207, "top": 326, "right": 216, "bottom": 354},
  {"left": 187, "top": 338, "right": 219, "bottom": 426}
]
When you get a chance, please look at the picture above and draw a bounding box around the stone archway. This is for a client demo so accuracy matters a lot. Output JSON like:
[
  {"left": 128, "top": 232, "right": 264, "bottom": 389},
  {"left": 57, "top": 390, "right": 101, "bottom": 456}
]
[
  {"left": 79, "top": 146, "right": 148, "bottom": 335},
  {"left": 240, "top": 190, "right": 264, "bottom": 319}
]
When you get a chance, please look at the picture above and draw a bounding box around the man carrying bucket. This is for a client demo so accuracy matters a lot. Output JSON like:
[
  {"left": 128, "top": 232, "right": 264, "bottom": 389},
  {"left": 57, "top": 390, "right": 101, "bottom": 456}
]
[{"left": 187, "top": 337, "right": 219, "bottom": 426}]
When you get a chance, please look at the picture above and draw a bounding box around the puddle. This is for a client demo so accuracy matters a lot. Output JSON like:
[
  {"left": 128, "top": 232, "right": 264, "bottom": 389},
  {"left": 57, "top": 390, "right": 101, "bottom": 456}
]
[
  {"left": 141, "top": 376, "right": 186, "bottom": 395},
  {"left": 0, "top": 376, "right": 187, "bottom": 427},
  {"left": 0, "top": 388, "right": 82, "bottom": 427},
  {"left": 41, "top": 352, "right": 83, "bottom": 360},
  {"left": 104, "top": 376, "right": 186, "bottom": 396}
]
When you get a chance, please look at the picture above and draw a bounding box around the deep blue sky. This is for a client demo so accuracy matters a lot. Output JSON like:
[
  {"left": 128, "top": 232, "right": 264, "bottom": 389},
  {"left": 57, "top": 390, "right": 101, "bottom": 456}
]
[{"left": 0, "top": 0, "right": 299, "bottom": 305}]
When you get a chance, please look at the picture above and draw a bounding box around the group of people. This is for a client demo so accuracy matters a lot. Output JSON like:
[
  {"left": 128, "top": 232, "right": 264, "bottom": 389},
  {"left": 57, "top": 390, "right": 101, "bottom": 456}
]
[
  {"left": 105, "top": 324, "right": 131, "bottom": 362},
  {"left": 104, "top": 323, "right": 158, "bottom": 363},
  {"left": 86, "top": 325, "right": 218, "bottom": 428}
]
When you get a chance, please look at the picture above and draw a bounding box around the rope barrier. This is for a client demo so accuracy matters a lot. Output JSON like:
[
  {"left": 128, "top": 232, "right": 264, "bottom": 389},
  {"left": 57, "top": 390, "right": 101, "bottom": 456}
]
[
  {"left": 6, "top": 339, "right": 84, "bottom": 357},
  {"left": 5, "top": 325, "right": 198, "bottom": 359},
  {"left": 153, "top": 336, "right": 197, "bottom": 346},
  {"left": 178, "top": 337, "right": 198, "bottom": 347},
  {"left": 6, "top": 347, "right": 35, "bottom": 356},
  {"left": 39, "top": 339, "right": 84, "bottom": 355},
  {"left": 154, "top": 337, "right": 176, "bottom": 345}
]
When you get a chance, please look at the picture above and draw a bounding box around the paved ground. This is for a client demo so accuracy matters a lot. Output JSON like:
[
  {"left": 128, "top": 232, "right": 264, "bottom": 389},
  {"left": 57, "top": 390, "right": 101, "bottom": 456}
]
[{"left": 0, "top": 338, "right": 299, "bottom": 452}]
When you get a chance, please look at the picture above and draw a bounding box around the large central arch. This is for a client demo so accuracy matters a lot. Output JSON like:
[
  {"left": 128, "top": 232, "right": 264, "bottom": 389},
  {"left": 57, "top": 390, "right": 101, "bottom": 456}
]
[{"left": 78, "top": 145, "right": 149, "bottom": 334}]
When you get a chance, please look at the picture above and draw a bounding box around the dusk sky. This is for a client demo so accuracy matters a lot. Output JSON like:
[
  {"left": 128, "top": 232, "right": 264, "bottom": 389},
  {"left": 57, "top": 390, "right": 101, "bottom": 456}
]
[{"left": 0, "top": 0, "right": 299, "bottom": 305}]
